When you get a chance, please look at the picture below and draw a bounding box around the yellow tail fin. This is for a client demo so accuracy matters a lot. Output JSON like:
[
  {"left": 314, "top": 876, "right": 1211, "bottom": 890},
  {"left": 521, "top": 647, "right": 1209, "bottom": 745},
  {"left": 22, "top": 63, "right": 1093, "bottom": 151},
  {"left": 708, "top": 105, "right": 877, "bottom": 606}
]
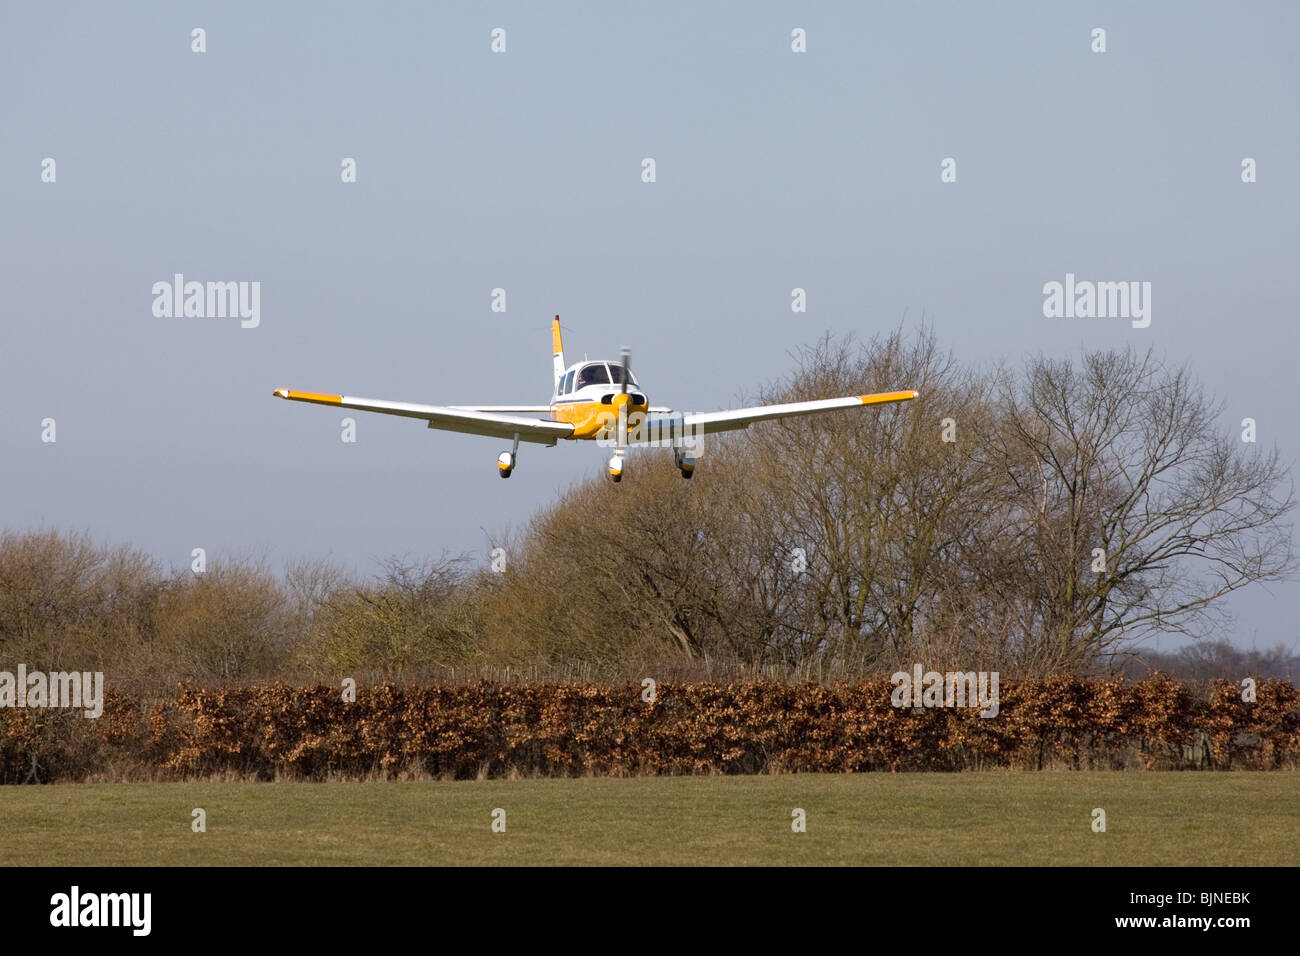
[{"left": 552, "top": 315, "right": 566, "bottom": 388}]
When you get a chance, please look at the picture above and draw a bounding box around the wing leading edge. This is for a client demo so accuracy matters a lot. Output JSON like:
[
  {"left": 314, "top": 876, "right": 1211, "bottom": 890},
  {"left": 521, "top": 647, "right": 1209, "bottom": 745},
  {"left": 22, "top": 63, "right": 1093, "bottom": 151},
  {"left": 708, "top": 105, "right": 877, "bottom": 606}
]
[{"left": 271, "top": 389, "right": 573, "bottom": 445}]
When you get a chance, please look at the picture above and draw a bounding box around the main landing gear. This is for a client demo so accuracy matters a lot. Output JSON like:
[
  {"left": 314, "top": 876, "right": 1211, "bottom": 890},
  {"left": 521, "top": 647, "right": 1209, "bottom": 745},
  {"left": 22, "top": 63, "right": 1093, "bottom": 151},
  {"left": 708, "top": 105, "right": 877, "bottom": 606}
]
[
  {"left": 498, "top": 434, "right": 520, "bottom": 478},
  {"left": 674, "top": 446, "right": 696, "bottom": 480}
]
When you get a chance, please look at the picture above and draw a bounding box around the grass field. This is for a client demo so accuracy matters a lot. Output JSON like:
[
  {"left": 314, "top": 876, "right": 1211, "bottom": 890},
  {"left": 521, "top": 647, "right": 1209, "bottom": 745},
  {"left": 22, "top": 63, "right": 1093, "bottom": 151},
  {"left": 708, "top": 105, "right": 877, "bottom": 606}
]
[{"left": 2, "top": 773, "right": 1297, "bottom": 866}]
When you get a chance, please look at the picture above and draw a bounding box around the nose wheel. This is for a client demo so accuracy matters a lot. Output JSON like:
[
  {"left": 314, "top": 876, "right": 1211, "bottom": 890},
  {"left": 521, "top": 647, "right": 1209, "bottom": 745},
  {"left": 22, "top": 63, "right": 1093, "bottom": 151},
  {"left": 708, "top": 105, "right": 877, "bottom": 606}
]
[{"left": 607, "top": 453, "right": 624, "bottom": 483}]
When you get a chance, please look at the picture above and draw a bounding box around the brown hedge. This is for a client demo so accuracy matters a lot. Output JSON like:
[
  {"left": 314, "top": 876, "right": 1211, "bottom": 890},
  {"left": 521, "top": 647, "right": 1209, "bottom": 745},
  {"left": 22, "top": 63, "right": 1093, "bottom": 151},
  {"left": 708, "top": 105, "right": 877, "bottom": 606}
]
[{"left": 2, "top": 677, "right": 1297, "bottom": 782}]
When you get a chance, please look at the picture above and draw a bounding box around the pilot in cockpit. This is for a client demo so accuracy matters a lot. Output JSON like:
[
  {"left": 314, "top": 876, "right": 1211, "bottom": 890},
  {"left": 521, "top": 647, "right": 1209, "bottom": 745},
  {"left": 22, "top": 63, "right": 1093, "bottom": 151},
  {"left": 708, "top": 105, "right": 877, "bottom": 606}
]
[{"left": 576, "top": 364, "right": 609, "bottom": 389}]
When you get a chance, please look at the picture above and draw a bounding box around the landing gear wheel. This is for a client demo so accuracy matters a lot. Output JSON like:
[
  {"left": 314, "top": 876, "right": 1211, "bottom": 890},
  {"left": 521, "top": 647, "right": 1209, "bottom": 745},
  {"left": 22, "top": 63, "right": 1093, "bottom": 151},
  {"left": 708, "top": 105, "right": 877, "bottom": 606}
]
[
  {"left": 497, "top": 451, "right": 515, "bottom": 478},
  {"left": 674, "top": 449, "right": 696, "bottom": 480},
  {"left": 608, "top": 454, "right": 624, "bottom": 483}
]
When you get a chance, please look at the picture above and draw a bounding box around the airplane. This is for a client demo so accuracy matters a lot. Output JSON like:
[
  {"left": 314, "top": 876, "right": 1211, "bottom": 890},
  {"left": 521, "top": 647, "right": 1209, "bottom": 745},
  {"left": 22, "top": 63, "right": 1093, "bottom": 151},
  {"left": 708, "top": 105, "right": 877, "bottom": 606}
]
[{"left": 272, "top": 316, "right": 918, "bottom": 482}]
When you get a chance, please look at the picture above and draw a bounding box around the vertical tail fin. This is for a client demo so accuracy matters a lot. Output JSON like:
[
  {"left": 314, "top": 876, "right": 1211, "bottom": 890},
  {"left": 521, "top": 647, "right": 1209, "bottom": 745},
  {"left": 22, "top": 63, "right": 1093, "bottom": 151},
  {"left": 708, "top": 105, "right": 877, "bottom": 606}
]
[{"left": 551, "top": 315, "right": 566, "bottom": 389}]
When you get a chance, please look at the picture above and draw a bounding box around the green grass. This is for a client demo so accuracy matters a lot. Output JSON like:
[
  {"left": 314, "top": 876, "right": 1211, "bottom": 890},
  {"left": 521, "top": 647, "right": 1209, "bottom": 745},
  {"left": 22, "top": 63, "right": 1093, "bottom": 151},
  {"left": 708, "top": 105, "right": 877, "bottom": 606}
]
[{"left": 2, "top": 773, "right": 1296, "bottom": 866}]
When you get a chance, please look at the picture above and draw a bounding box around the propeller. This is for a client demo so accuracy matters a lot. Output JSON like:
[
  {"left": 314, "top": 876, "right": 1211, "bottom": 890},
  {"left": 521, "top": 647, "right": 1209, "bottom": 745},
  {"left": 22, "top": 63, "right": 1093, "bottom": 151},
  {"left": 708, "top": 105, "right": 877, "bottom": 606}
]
[{"left": 618, "top": 345, "right": 631, "bottom": 449}]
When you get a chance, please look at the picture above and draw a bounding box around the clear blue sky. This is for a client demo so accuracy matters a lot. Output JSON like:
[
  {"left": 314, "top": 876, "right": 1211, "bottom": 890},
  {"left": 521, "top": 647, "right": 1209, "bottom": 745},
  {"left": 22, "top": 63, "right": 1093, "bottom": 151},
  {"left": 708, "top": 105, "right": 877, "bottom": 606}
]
[{"left": 3, "top": 1, "right": 1297, "bottom": 655}]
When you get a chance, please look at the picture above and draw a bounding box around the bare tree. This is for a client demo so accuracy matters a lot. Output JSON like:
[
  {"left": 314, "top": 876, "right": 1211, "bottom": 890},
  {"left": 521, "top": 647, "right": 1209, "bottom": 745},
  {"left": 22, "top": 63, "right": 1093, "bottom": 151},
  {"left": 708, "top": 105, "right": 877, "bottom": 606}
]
[
  {"left": 740, "top": 326, "right": 1004, "bottom": 672},
  {"left": 156, "top": 555, "right": 290, "bottom": 681},
  {"left": 988, "top": 348, "right": 1295, "bottom": 671},
  {"left": 307, "top": 553, "right": 476, "bottom": 676}
]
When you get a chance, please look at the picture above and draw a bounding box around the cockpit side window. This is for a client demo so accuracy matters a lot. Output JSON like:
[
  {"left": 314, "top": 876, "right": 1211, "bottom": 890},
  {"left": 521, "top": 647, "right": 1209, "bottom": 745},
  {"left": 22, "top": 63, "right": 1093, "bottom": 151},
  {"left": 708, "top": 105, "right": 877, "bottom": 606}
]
[
  {"left": 562, "top": 370, "right": 575, "bottom": 394},
  {"left": 575, "top": 363, "right": 610, "bottom": 389}
]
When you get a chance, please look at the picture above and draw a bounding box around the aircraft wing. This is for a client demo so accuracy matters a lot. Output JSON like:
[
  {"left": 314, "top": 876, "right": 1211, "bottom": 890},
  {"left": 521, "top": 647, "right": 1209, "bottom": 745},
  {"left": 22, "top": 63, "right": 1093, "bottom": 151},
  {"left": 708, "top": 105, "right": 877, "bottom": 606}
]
[
  {"left": 445, "top": 405, "right": 556, "bottom": 414},
  {"left": 680, "top": 389, "right": 918, "bottom": 435},
  {"left": 272, "top": 389, "right": 573, "bottom": 445}
]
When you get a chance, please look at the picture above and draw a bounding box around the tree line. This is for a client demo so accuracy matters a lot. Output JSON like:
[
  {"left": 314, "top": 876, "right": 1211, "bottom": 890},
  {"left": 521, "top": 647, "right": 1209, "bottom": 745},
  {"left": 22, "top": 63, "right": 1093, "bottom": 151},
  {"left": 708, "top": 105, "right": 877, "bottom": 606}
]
[{"left": 1, "top": 328, "right": 1293, "bottom": 689}]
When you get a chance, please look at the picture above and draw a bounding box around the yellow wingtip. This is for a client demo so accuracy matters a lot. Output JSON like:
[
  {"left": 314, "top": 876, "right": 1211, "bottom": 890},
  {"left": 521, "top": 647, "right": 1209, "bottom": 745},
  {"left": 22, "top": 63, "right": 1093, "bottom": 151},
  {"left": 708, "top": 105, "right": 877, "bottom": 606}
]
[
  {"left": 274, "top": 390, "right": 342, "bottom": 405},
  {"left": 859, "top": 390, "right": 920, "bottom": 405}
]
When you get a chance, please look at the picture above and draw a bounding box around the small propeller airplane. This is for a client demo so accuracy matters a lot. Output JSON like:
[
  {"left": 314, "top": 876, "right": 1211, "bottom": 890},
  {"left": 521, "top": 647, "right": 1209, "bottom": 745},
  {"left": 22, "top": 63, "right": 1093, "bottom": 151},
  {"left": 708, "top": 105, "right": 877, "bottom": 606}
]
[{"left": 273, "top": 316, "right": 918, "bottom": 482}]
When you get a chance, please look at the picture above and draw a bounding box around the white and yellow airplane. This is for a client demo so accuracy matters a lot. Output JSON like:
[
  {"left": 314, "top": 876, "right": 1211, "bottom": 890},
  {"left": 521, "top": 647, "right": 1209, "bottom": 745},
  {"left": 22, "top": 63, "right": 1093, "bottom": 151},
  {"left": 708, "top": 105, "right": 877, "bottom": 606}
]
[{"left": 273, "top": 316, "right": 918, "bottom": 482}]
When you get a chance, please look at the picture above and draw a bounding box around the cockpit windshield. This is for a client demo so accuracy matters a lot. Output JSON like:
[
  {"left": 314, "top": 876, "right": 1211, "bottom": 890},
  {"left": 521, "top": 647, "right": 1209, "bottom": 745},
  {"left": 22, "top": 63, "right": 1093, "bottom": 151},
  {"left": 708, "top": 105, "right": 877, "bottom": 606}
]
[
  {"left": 608, "top": 363, "right": 638, "bottom": 387},
  {"left": 575, "top": 363, "right": 611, "bottom": 388}
]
